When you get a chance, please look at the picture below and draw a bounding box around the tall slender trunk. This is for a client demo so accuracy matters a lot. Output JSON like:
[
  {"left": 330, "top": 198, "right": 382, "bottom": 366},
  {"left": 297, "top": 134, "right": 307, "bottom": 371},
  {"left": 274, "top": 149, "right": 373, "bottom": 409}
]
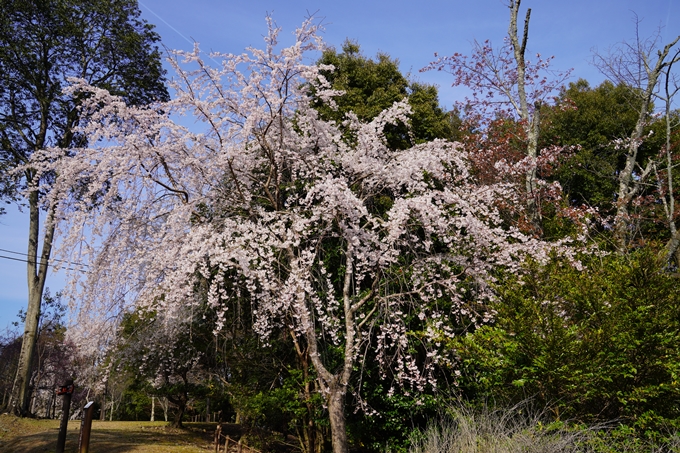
[
  {"left": 525, "top": 105, "right": 540, "bottom": 226},
  {"left": 11, "top": 188, "right": 56, "bottom": 416},
  {"left": 613, "top": 104, "right": 652, "bottom": 251},
  {"left": 302, "top": 247, "right": 362, "bottom": 453},
  {"left": 509, "top": 0, "right": 541, "bottom": 229},
  {"left": 610, "top": 36, "right": 680, "bottom": 251},
  {"left": 327, "top": 387, "right": 348, "bottom": 453},
  {"left": 659, "top": 60, "right": 680, "bottom": 266}
]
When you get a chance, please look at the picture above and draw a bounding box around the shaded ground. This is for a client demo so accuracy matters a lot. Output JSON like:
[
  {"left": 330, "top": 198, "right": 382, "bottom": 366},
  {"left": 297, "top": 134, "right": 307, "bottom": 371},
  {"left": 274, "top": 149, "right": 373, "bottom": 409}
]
[{"left": 0, "top": 415, "right": 234, "bottom": 453}]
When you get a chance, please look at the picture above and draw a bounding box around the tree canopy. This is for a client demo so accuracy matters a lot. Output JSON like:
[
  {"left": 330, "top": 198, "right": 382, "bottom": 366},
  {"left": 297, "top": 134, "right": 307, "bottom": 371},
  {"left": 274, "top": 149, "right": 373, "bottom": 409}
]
[{"left": 35, "top": 18, "right": 571, "bottom": 453}]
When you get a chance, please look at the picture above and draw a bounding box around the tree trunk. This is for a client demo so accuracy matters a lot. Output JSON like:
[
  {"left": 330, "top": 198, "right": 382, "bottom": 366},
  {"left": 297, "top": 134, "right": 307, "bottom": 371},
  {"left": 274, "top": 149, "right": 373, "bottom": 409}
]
[
  {"left": 100, "top": 394, "right": 106, "bottom": 420},
  {"left": 302, "top": 245, "right": 359, "bottom": 453},
  {"left": 171, "top": 400, "right": 186, "bottom": 428},
  {"left": 509, "top": 1, "right": 541, "bottom": 229},
  {"left": 525, "top": 104, "right": 541, "bottom": 227},
  {"left": 327, "top": 387, "right": 348, "bottom": 453},
  {"left": 10, "top": 270, "right": 41, "bottom": 416},
  {"left": 11, "top": 189, "right": 56, "bottom": 416},
  {"left": 610, "top": 36, "right": 680, "bottom": 251}
]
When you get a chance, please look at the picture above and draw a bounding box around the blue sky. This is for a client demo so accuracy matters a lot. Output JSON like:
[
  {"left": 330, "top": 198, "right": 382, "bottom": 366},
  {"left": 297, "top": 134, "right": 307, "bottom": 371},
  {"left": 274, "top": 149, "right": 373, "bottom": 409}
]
[{"left": 1, "top": 0, "right": 678, "bottom": 331}]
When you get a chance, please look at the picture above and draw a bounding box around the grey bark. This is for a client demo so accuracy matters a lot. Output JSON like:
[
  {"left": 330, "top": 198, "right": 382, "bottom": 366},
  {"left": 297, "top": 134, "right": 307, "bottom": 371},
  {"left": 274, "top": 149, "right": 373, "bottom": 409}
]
[
  {"left": 599, "top": 35, "right": 680, "bottom": 251},
  {"left": 10, "top": 181, "right": 57, "bottom": 416},
  {"left": 656, "top": 55, "right": 680, "bottom": 266},
  {"left": 300, "top": 245, "right": 377, "bottom": 453},
  {"left": 508, "top": 0, "right": 541, "bottom": 227}
]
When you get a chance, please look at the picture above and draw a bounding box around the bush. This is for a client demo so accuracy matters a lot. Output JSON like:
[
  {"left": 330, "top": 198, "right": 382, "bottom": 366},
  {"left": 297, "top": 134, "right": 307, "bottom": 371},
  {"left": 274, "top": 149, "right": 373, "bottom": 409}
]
[{"left": 452, "top": 248, "right": 680, "bottom": 432}]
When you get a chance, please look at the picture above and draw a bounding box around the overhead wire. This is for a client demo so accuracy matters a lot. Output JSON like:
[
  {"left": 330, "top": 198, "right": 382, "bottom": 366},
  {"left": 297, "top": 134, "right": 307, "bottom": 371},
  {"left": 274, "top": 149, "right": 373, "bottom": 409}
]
[
  {"left": 0, "top": 248, "right": 88, "bottom": 268},
  {"left": 0, "top": 248, "right": 88, "bottom": 273}
]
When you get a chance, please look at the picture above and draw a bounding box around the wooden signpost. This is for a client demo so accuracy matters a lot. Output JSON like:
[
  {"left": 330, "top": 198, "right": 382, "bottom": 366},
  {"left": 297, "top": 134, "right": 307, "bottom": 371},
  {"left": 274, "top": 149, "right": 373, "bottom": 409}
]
[
  {"left": 78, "top": 401, "right": 95, "bottom": 453},
  {"left": 55, "top": 379, "right": 74, "bottom": 453}
]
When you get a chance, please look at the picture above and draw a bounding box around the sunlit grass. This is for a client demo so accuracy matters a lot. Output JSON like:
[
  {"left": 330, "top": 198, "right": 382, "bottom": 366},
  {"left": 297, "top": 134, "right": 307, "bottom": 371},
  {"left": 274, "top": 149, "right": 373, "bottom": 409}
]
[{"left": 0, "top": 414, "right": 215, "bottom": 452}]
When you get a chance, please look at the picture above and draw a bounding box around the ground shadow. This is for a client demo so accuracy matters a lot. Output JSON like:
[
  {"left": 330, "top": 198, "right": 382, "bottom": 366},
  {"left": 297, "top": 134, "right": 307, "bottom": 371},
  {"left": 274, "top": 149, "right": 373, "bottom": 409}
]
[{"left": 0, "top": 421, "right": 225, "bottom": 453}]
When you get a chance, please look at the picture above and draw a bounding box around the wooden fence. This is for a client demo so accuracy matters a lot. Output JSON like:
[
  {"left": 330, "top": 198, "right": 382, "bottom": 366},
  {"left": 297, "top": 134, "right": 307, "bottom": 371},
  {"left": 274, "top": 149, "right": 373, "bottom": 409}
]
[{"left": 213, "top": 425, "right": 261, "bottom": 453}]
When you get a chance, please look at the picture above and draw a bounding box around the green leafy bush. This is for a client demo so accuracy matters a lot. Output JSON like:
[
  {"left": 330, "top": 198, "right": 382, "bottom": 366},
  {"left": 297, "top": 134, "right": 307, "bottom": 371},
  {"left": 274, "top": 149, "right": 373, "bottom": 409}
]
[{"left": 453, "top": 248, "right": 680, "bottom": 433}]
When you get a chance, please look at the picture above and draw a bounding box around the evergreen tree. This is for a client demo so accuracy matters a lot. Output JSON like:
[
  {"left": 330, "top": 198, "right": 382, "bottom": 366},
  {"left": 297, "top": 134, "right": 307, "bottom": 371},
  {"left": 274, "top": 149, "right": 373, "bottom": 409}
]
[{"left": 315, "top": 40, "right": 455, "bottom": 149}]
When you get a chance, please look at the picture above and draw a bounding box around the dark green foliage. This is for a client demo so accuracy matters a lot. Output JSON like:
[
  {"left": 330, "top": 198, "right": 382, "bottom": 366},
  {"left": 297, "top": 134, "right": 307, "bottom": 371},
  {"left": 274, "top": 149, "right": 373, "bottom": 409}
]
[
  {"left": 453, "top": 249, "right": 680, "bottom": 432},
  {"left": 0, "top": 0, "right": 168, "bottom": 198},
  {"left": 543, "top": 80, "right": 665, "bottom": 210},
  {"left": 314, "top": 40, "right": 454, "bottom": 149},
  {"left": 346, "top": 380, "right": 441, "bottom": 453}
]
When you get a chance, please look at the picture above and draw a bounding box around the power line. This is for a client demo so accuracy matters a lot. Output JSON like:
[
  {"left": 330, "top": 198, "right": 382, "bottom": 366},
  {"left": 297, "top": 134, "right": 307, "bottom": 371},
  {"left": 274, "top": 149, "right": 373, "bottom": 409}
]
[
  {"left": 139, "top": 1, "right": 194, "bottom": 48},
  {"left": 0, "top": 254, "right": 87, "bottom": 273},
  {"left": 0, "top": 248, "right": 88, "bottom": 268},
  {"left": 138, "top": 1, "right": 220, "bottom": 65}
]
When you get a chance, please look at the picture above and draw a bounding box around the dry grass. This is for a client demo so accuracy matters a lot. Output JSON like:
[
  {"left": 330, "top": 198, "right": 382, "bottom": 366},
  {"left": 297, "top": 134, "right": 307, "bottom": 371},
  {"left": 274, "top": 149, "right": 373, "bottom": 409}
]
[
  {"left": 408, "top": 402, "right": 593, "bottom": 453},
  {"left": 407, "top": 402, "right": 680, "bottom": 453},
  {"left": 0, "top": 414, "right": 221, "bottom": 453}
]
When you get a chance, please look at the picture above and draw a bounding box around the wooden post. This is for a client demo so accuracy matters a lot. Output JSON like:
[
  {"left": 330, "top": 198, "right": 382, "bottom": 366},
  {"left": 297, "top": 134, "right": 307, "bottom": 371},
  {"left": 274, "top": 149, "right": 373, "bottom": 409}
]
[
  {"left": 56, "top": 379, "right": 74, "bottom": 453},
  {"left": 78, "top": 401, "right": 95, "bottom": 453},
  {"left": 214, "top": 424, "right": 222, "bottom": 453}
]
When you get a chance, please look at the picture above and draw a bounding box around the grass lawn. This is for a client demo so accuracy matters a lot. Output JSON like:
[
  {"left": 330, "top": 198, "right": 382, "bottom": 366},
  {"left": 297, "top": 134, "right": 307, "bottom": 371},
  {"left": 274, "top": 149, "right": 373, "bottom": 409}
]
[{"left": 0, "top": 415, "right": 220, "bottom": 453}]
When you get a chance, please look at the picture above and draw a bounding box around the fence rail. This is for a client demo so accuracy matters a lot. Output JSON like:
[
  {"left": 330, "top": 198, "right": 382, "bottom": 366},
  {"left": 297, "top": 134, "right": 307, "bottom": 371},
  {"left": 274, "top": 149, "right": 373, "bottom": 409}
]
[{"left": 214, "top": 425, "right": 261, "bottom": 453}]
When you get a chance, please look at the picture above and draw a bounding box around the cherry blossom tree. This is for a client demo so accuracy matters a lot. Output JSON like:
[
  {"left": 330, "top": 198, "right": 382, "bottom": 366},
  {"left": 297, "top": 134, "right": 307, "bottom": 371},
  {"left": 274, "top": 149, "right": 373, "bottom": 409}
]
[{"left": 37, "top": 18, "right": 570, "bottom": 453}]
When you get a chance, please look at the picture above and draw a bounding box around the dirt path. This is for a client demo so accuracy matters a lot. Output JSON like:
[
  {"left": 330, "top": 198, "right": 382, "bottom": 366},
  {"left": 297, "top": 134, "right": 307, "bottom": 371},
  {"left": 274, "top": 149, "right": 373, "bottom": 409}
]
[{"left": 0, "top": 416, "right": 215, "bottom": 453}]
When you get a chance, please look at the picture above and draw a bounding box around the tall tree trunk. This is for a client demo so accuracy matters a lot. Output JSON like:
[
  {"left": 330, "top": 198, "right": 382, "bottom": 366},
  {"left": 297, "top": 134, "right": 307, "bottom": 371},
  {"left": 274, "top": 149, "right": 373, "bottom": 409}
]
[
  {"left": 327, "top": 386, "right": 348, "bottom": 453},
  {"left": 11, "top": 189, "right": 56, "bottom": 416},
  {"left": 613, "top": 105, "right": 653, "bottom": 251},
  {"left": 509, "top": 0, "right": 541, "bottom": 229},
  {"left": 302, "top": 247, "right": 362, "bottom": 453},
  {"left": 163, "top": 397, "right": 169, "bottom": 422},
  {"left": 658, "top": 58, "right": 680, "bottom": 266}
]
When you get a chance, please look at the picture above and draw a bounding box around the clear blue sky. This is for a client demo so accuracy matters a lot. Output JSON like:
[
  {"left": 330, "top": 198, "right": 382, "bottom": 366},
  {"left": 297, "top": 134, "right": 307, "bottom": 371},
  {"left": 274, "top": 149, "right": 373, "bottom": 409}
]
[{"left": 1, "top": 0, "right": 678, "bottom": 331}]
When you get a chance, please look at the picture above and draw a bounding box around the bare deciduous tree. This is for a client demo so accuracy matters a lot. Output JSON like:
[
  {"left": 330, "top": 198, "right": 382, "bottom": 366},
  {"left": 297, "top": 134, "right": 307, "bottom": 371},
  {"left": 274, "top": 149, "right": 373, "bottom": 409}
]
[{"left": 593, "top": 19, "right": 680, "bottom": 251}]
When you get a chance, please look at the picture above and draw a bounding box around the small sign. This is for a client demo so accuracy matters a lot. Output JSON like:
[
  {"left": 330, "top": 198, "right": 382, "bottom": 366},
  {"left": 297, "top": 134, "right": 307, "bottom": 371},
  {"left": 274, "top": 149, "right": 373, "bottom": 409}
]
[{"left": 57, "top": 384, "right": 74, "bottom": 395}]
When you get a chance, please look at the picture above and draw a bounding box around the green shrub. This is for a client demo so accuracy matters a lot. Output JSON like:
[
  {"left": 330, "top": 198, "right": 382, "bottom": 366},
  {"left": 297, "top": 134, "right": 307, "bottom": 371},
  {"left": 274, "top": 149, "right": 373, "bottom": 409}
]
[{"left": 453, "top": 248, "right": 680, "bottom": 433}]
